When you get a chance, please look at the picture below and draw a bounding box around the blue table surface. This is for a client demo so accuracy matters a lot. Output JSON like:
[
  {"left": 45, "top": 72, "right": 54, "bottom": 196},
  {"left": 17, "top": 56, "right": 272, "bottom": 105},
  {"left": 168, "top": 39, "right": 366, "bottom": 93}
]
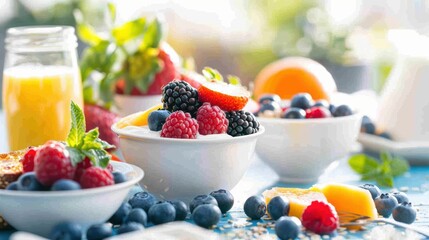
[{"left": 1, "top": 111, "right": 429, "bottom": 239}]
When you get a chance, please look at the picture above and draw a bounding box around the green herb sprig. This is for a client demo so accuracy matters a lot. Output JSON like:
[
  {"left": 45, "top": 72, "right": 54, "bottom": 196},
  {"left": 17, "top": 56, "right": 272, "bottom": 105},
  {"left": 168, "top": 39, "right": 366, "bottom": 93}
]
[
  {"left": 348, "top": 152, "right": 409, "bottom": 188},
  {"left": 66, "top": 101, "right": 113, "bottom": 168}
]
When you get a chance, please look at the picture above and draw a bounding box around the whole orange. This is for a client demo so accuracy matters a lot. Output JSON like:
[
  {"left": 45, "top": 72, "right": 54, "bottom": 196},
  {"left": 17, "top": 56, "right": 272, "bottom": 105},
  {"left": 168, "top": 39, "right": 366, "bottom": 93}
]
[{"left": 253, "top": 57, "right": 337, "bottom": 101}]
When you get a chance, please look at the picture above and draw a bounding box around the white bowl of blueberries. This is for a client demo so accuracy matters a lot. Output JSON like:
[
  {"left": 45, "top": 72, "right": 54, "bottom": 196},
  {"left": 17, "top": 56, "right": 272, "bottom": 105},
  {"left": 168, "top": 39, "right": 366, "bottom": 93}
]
[{"left": 255, "top": 93, "right": 362, "bottom": 183}]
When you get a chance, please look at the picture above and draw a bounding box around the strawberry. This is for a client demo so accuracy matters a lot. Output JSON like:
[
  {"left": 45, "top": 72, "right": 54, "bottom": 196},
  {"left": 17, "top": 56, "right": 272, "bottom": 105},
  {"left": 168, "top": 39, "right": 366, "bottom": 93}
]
[
  {"left": 198, "top": 81, "right": 250, "bottom": 111},
  {"left": 84, "top": 104, "right": 119, "bottom": 147},
  {"left": 80, "top": 167, "right": 114, "bottom": 189},
  {"left": 115, "top": 46, "right": 180, "bottom": 96},
  {"left": 35, "top": 141, "right": 76, "bottom": 186},
  {"left": 301, "top": 201, "right": 339, "bottom": 235},
  {"left": 21, "top": 147, "right": 38, "bottom": 173},
  {"left": 180, "top": 71, "right": 207, "bottom": 89}
]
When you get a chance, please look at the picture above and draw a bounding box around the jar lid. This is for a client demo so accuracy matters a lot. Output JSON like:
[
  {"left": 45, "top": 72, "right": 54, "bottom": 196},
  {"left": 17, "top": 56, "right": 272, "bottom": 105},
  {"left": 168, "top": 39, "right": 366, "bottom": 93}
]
[{"left": 5, "top": 26, "right": 78, "bottom": 52}]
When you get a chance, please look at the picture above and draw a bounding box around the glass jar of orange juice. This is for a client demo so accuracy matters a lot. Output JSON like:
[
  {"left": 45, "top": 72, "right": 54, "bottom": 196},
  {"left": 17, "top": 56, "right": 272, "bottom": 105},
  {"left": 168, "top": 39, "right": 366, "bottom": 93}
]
[{"left": 2, "top": 26, "right": 83, "bottom": 151}]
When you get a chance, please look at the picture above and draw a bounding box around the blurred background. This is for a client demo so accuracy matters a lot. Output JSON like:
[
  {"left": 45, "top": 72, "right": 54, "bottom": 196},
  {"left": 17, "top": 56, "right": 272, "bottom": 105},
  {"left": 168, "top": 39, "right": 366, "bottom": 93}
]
[{"left": 1, "top": 0, "right": 429, "bottom": 108}]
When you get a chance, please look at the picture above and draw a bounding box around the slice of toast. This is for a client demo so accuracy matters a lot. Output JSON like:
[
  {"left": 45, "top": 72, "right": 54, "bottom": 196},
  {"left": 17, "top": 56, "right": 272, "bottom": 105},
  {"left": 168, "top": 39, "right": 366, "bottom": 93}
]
[{"left": 0, "top": 149, "right": 25, "bottom": 229}]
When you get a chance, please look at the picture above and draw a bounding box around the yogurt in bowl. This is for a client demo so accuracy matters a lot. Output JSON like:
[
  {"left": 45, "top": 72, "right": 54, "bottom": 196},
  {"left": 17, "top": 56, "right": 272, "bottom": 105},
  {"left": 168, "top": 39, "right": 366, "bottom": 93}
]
[{"left": 112, "top": 123, "right": 264, "bottom": 202}]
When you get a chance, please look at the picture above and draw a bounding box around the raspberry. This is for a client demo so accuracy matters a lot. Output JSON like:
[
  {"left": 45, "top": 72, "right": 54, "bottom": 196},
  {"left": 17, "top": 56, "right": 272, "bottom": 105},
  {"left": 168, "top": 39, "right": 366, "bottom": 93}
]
[
  {"left": 21, "top": 147, "right": 38, "bottom": 173},
  {"left": 196, "top": 102, "right": 228, "bottom": 135},
  {"left": 301, "top": 201, "right": 339, "bottom": 235},
  {"left": 160, "top": 111, "right": 198, "bottom": 139},
  {"left": 35, "top": 141, "right": 76, "bottom": 186},
  {"left": 74, "top": 158, "right": 93, "bottom": 182},
  {"left": 107, "top": 163, "right": 114, "bottom": 173},
  {"left": 79, "top": 167, "right": 114, "bottom": 189}
]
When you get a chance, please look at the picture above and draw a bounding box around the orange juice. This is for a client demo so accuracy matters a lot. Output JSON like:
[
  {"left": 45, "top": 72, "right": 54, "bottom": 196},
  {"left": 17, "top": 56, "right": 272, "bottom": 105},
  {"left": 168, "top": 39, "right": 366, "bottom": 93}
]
[{"left": 3, "top": 66, "right": 83, "bottom": 150}]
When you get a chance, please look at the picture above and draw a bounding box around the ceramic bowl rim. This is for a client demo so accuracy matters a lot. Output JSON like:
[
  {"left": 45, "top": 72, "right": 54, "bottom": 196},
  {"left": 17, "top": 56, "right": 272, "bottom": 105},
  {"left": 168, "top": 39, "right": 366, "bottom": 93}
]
[
  {"left": 112, "top": 124, "right": 265, "bottom": 144},
  {"left": 257, "top": 113, "right": 362, "bottom": 125},
  {"left": 0, "top": 161, "right": 143, "bottom": 198}
]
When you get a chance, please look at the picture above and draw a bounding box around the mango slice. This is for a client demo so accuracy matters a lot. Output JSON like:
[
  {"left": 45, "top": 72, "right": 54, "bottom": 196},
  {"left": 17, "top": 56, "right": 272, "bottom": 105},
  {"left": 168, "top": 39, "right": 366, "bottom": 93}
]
[
  {"left": 310, "top": 183, "right": 378, "bottom": 220},
  {"left": 116, "top": 104, "right": 163, "bottom": 129},
  {"left": 262, "top": 187, "right": 327, "bottom": 218}
]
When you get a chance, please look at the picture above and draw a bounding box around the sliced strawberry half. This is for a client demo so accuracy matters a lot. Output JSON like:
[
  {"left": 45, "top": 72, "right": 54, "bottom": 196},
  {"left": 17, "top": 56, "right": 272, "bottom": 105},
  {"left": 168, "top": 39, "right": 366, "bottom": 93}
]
[
  {"left": 198, "top": 81, "right": 250, "bottom": 111},
  {"left": 180, "top": 70, "right": 207, "bottom": 89}
]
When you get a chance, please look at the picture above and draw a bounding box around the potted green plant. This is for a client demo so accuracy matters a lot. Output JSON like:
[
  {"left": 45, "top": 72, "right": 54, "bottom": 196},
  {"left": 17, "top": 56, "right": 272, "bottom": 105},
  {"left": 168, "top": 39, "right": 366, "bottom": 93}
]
[{"left": 75, "top": 4, "right": 181, "bottom": 116}]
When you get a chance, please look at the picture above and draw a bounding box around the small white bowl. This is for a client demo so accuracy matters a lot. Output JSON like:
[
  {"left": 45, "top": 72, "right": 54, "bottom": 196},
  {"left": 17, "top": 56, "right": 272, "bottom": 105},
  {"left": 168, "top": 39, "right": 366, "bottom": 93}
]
[
  {"left": 112, "top": 124, "right": 265, "bottom": 202},
  {"left": 0, "top": 161, "right": 143, "bottom": 237},
  {"left": 256, "top": 114, "right": 362, "bottom": 183},
  {"left": 114, "top": 94, "right": 162, "bottom": 117}
]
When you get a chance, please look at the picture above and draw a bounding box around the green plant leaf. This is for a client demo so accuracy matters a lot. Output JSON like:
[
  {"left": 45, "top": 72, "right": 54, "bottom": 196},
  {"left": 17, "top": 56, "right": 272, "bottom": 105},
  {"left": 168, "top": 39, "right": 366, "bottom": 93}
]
[
  {"left": 348, "top": 154, "right": 379, "bottom": 174},
  {"left": 202, "top": 67, "right": 223, "bottom": 82},
  {"left": 126, "top": 49, "right": 161, "bottom": 93},
  {"left": 67, "top": 101, "right": 86, "bottom": 148},
  {"left": 375, "top": 174, "right": 394, "bottom": 188},
  {"left": 390, "top": 156, "right": 409, "bottom": 177},
  {"left": 227, "top": 75, "right": 241, "bottom": 85},
  {"left": 112, "top": 17, "right": 147, "bottom": 45},
  {"left": 82, "top": 149, "right": 110, "bottom": 168},
  {"left": 139, "top": 18, "right": 162, "bottom": 51},
  {"left": 76, "top": 23, "right": 104, "bottom": 46},
  {"left": 107, "top": 2, "right": 116, "bottom": 23}
]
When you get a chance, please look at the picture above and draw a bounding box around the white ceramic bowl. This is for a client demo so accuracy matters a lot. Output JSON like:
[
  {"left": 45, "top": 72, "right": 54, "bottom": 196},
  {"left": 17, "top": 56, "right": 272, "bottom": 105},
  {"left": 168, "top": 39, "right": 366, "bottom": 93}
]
[
  {"left": 114, "top": 94, "right": 162, "bottom": 117},
  {"left": 0, "top": 162, "right": 143, "bottom": 237},
  {"left": 112, "top": 124, "right": 265, "bottom": 202},
  {"left": 256, "top": 114, "right": 362, "bottom": 183}
]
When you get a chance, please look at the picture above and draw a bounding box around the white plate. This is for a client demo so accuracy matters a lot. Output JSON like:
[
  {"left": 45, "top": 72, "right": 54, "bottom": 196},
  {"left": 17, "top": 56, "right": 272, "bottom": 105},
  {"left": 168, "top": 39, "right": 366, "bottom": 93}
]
[{"left": 358, "top": 133, "right": 429, "bottom": 165}]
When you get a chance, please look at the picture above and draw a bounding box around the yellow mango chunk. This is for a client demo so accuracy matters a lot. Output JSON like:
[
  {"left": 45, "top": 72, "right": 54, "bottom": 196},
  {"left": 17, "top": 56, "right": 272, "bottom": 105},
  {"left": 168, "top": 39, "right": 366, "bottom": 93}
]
[
  {"left": 262, "top": 187, "right": 327, "bottom": 218},
  {"left": 310, "top": 183, "right": 378, "bottom": 220},
  {"left": 116, "top": 104, "right": 163, "bottom": 129}
]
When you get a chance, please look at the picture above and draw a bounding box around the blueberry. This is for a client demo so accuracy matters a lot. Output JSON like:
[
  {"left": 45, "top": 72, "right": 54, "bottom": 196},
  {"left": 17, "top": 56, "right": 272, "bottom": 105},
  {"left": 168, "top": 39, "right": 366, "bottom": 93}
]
[
  {"left": 361, "top": 117, "right": 376, "bottom": 134},
  {"left": 243, "top": 195, "right": 267, "bottom": 220},
  {"left": 17, "top": 172, "right": 44, "bottom": 191},
  {"left": 362, "top": 115, "right": 372, "bottom": 124},
  {"left": 290, "top": 93, "right": 313, "bottom": 110},
  {"left": 109, "top": 202, "right": 132, "bottom": 225},
  {"left": 275, "top": 216, "right": 302, "bottom": 240},
  {"left": 168, "top": 200, "right": 188, "bottom": 221},
  {"left": 189, "top": 194, "right": 218, "bottom": 213},
  {"left": 210, "top": 189, "right": 234, "bottom": 214},
  {"left": 192, "top": 204, "right": 221, "bottom": 229},
  {"left": 392, "top": 202, "right": 416, "bottom": 224},
  {"left": 313, "top": 100, "right": 330, "bottom": 108},
  {"left": 148, "top": 110, "right": 171, "bottom": 131},
  {"left": 86, "top": 223, "right": 112, "bottom": 240},
  {"left": 124, "top": 208, "right": 148, "bottom": 226},
  {"left": 148, "top": 201, "right": 176, "bottom": 225},
  {"left": 258, "top": 94, "right": 281, "bottom": 104},
  {"left": 5, "top": 182, "right": 18, "bottom": 190},
  {"left": 328, "top": 104, "right": 336, "bottom": 115},
  {"left": 392, "top": 192, "right": 409, "bottom": 204},
  {"left": 50, "top": 222, "right": 82, "bottom": 240},
  {"left": 333, "top": 104, "right": 353, "bottom": 117},
  {"left": 267, "top": 196, "right": 290, "bottom": 220},
  {"left": 129, "top": 191, "right": 157, "bottom": 212},
  {"left": 378, "top": 132, "right": 393, "bottom": 140},
  {"left": 258, "top": 102, "right": 281, "bottom": 116},
  {"left": 282, "top": 107, "right": 306, "bottom": 119},
  {"left": 117, "top": 222, "right": 144, "bottom": 235},
  {"left": 359, "top": 184, "right": 382, "bottom": 200},
  {"left": 51, "top": 179, "right": 81, "bottom": 191},
  {"left": 374, "top": 193, "right": 398, "bottom": 218},
  {"left": 113, "top": 172, "right": 127, "bottom": 184}
]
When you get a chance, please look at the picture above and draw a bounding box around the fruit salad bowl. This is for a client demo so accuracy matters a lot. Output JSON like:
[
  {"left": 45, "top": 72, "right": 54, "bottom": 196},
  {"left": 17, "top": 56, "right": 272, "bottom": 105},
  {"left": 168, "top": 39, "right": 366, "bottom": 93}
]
[
  {"left": 0, "top": 161, "right": 143, "bottom": 237},
  {"left": 256, "top": 114, "right": 361, "bottom": 183},
  {"left": 112, "top": 124, "right": 265, "bottom": 202}
]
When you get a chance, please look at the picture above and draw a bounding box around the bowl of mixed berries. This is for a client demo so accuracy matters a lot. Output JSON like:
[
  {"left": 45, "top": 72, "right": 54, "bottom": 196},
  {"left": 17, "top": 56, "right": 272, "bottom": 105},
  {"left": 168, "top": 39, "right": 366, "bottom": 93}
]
[
  {"left": 0, "top": 103, "right": 144, "bottom": 237},
  {"left": 112, "top": 68, "right": 264, "bottom": 201},
  {"left": 255, "top": 93, "right": 362, "bottom": 183}
]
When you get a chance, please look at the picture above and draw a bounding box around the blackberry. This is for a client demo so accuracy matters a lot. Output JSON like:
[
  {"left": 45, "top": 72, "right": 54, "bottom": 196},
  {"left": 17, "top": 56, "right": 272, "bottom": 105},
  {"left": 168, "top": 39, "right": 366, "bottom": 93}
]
[
  {"left": 226, "top": 111, "right": 260, "bottom": 137},
  {"left": 162, "top": 80, "right": 200, "bottom": 117}
]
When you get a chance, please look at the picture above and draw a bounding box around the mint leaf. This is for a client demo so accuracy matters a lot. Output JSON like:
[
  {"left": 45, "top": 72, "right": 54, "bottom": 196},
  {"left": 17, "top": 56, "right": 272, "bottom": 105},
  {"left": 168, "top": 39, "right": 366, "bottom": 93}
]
[
  {"left": 348, "top": 154, "right": 379, "bottom": 174},
  {"left": 112, "top": 17, "right": 147, "bottom": 45},
  {"left": 107, "top": 2, "right": 116, "bottom": 24},
  {"left": 83, "top": 149, "right": 110, "bottom": 168},
  {"left": 390, "top": 156, "right": 409, "bottom": 177},
  {"left": 96, "top": 139, "right": 115, "bottom": 150},
  {"left": 376, "top": 174, "right": 394, "bottom": 188},
  {"left": 67, "top": 102, "right": 86, "bottom": 148},
  {"left": 203, "top": 67, "right": 223, "bottom": 82},
  {"left": 67, "top": 147, "right": 85, "bottom": 167}
]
